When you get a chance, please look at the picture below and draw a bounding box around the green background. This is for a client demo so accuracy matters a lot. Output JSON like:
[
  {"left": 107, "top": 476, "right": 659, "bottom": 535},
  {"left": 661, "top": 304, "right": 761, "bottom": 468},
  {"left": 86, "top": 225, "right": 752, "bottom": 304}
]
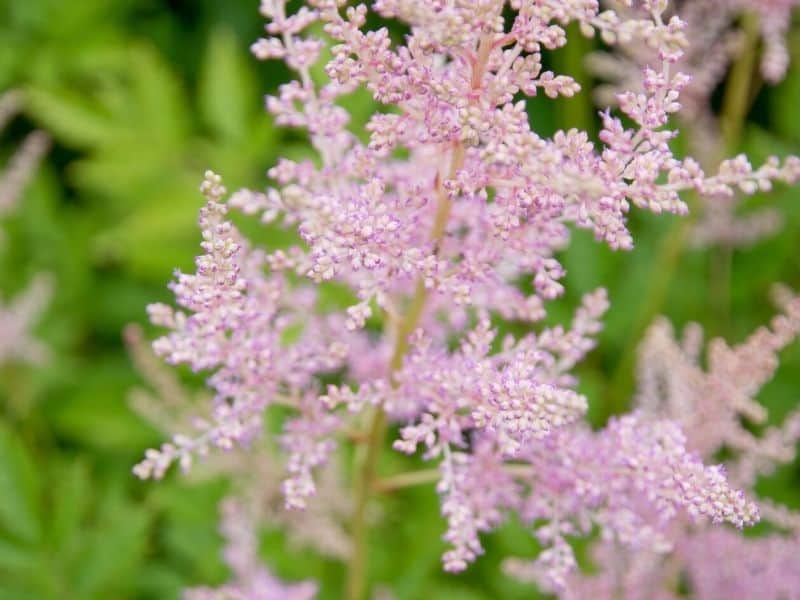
[{"left": 0, "top": 1, "right": 798, "bottom": 598}]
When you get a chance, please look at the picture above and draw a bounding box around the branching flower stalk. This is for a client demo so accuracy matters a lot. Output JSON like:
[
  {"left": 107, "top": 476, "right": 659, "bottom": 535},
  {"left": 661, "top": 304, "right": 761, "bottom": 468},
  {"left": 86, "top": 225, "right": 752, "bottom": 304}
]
[
  {"left": 601, "top": 5, "right": 770, "bottom": 406},
  {"left": 553, "top": 286, "right": 800, "bottom": 598},
  {"left": 134, "top": 1, "right": 800, "bottom": 598},
  {"left": 349, "top": 135, "right": 468, "bottom": 599}
]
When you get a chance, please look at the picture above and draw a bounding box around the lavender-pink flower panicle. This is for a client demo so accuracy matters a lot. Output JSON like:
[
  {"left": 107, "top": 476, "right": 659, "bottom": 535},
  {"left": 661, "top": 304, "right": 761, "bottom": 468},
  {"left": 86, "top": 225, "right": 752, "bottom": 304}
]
[{"left": 135, "top": 1, "right": 800, "bottom": 597}]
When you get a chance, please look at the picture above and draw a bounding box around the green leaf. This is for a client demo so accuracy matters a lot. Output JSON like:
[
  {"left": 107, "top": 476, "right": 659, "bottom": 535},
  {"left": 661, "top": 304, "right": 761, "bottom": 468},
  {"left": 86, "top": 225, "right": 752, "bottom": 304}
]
[
  {"left": 70, "top": 499, "right": 149, "bottom": 598},
  {"left": 0, "top": 426, "right": 41, "bottom": 545},
  {"left": 0, "top": 539, "right": 41, "bottom": 578},
  {"left": 49, "top": 360, "right": 155, "bottom": 452},
  {"left": 24, "top": 87, "right": 124, "bottom": 149},
  {"left": 47, "top": 460, "right": 90, "bottom": 555},
  {"left": 125, "top": 45, "right": 190, "bottom": 145},
  {"left": 199, "top": 26, "right": 259, "bottom": 141}
]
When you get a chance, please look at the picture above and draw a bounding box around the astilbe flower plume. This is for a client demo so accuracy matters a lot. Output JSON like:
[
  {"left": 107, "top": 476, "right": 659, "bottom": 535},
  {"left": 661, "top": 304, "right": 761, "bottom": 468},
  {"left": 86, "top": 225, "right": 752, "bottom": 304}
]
[
  {"left": 134, "top": 0, "right": 800, "bottom": 595},
  {"left": 126, "top": 324, "right": 351, "bottom": 592},
  {"left": 593, "top": 1, "right": 800, "bottom": 249},
  {"left": 550, "top": 290, "right": 800, "bottom": 598},
  {"left": 183, "top": 498, "right": 318, "bottom": 600}
]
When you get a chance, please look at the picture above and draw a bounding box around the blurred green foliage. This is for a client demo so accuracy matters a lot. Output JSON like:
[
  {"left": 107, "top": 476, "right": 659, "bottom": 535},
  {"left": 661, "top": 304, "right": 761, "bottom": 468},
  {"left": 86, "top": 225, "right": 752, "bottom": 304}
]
[{"left": 0, "top": 1, "right": 799, "bottom": 598}]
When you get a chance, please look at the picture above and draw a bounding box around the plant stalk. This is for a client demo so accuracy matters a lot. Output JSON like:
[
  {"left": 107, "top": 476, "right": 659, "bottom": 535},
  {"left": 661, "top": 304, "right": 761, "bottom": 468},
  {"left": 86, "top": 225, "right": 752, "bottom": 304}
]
[
  {"left": 374, "top": 464, "right": 535, "bottom": 494},
  {"left": 345, "top": 33, "right": 491, "bottom": 598},
  {"left": 344, "top": 141, "right": 466, "bottom": 600},
  {"left": 714, "top": 11, "right": 761, "bottom": 337}
]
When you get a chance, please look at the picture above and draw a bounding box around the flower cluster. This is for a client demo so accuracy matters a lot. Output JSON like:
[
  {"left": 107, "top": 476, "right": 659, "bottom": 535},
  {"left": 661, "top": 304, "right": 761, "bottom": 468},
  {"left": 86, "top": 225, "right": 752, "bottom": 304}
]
[
  {"left": 551, "top": 290, "right": 800, "bottom": 597},
  {"left": 593, "top": 1, "right": 800, "bottom": 248},
  {"left": 0, "top": 274, "right": 52, "bottom": 365},
  {"left": 184, "top": 499, "right": 318, "bottom": 600},
  {"left": 637, "top": 286, "right": 800, "bottom": 482},
  {"left": 126, "top": 324, "right": 350, "bottom": 593},
  {"left": 136, "top": 0, "right": 800, "bottom": 596}
]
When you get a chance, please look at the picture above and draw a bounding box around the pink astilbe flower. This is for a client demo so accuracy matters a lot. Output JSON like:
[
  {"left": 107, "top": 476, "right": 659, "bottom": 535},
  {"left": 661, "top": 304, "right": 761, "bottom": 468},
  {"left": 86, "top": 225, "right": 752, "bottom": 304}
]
[
  {"left": 134, "top": 172, "right": 354, "bottom": 500},
  {"left": 436, "top": 436, "right": 518, "bottom": 572},
  {"left": 502, "top": 413, "right": 758, "bottom": 591},
  {"left": 381, "top": 290, "right": 608, "bottom": 458},
  {"left": 183, "top": 499, "right": 318, "bottom": 600},
  {"left": 594, "top": 1, "right": 800, "bottom": 249},
  {"left": 127, "top": 324, "right": 351, "bottom": 563},
  {"left": 739, "top": 0, "right": 800, "bottom": 84},
  {"left": 637, "top": 287, "right": 800, "bottom": 484},
  {"left": 592, "top": 1, "right": 738, "bottom": 124},
  {"left": 542, "top": 292, "right": 800, "bottom": 598},
  {"left": 681, "top": 528, "right": 800, "bottom": 600},
  {"left": 0, "top": 91, "right": 50, "bottom": 221},
  {"left": 134, "top": 0, "right": 799, "bottom": 594}
]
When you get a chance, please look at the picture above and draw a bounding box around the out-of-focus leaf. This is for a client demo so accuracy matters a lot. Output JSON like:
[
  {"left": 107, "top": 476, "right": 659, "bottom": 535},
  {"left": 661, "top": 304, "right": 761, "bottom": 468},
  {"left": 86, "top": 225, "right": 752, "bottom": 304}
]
[
  {"left": 92, "top": 181, "right": 203, "bottom": 279},
  {"left": 0, "top": 426, "right": 41, "bottom": 545},
  {"left": 199, "top": 27, "right": 259, "bottom": 141},
  {"left": 126, "top": 45, "right": 191, "bottom": 145},
  {"left": 70, "top": 488, "right": 149, "bottom": 598},
  {"left": 24, "top": 87, "right": 126, "bottom": 148},
  {"left": 49, "top": 361, "right": 155, "bottom": 451},
  {"left": 69, "top": 144, "right": 185, "bottom": 202},
  {"left": 0, "top": 539, "right": 41, "bottom": 579},
  {"left": 47, "top": 460, "right": 90, "bottom": 554},
  {"left": 771, "top": 31, "right": 800, "bottom": 144},
  {"left": 147, "top": 480, "right": 228, "bottom": 583}
]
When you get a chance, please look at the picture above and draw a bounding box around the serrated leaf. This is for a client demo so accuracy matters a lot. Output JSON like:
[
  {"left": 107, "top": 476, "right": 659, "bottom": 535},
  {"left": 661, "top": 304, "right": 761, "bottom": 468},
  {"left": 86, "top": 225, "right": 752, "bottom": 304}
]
[{"left": 69, "top": 148, "right": 182, "bottom": 202}]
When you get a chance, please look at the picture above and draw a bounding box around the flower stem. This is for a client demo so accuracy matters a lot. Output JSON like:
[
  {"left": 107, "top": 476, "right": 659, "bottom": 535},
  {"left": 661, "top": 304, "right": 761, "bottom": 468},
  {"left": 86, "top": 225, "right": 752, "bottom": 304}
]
[
  {"left": 374, "top": 467, "right": 440, "bottom": 493},
  {"left": 346, "top": 404, "right": 387, "bottom": 600},
  {"left": 345, "top": 141, "right": 466, "bottom": 600},
  {"left": 374, "top": 464, "right": 535, "bottom": 493},
  {"left": 344, "top": 32, "right": 493, "bottom": 597},
  {"left": 714, "top": 11, "right": 761, "bottom": 337},
  {"left": 554, "top": 22, "right": 593, "bottom": 134},
  {"left": 720, "top": 12, "right": 761, "bottom": 151}
]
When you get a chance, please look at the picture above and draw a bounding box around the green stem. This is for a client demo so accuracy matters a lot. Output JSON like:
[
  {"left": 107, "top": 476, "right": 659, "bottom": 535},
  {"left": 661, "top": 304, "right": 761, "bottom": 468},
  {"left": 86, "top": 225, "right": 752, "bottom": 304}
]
[
  {"left": 346, "top": 405, "right": 387, "bottom": 600},
  {"left": 344, "top": 141, "right": 467, "bottom": 600},
  {"left": 714, "top": 11, "right": 761, "bottom": 338},
  {"left": 374, "top": 464, "right": 535, "bottom": 494},
  {"left": 374, "top": 467, "right": 440, "bottom": 493},
  {"left": 554, "top": 22, "right": 594, "bottom": 134},
  {"left": 720, "top": 12, "right": 761, "bottom": 151},
  {"left": 344, "top": 33, "right": 496, "bottom": 597}
]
